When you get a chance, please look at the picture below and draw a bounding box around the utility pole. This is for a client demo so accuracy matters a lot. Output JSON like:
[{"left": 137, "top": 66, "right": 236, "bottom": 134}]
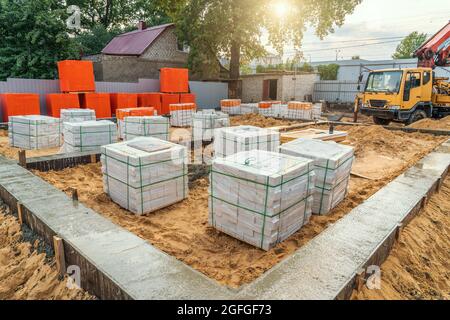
[{"left": 335, "top": 49, "right": 342, "bottom": 61}]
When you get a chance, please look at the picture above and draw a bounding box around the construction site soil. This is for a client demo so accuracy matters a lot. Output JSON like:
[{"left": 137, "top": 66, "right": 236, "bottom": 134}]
[
  {"left": 31, "top": 125, "right": 446, "bottom": 288},
  {"left": 409, "top": 115, "right": 450, "bottom": 130}
]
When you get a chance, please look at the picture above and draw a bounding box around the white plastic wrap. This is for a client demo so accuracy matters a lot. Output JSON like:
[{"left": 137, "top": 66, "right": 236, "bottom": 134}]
[
  {"left": 60, "top": 109, "right": 96, "bottom": 133},
  {"left": 63, "top": 120, "right": 117, "bottom": 153},
  {"left": 123, "top": 116, "right": 170, "bottom": 141},
  {"left": 192, "top": 110, "right": 230, "bottom": 142},
  {"left": 8, "top": 115, "right": 61, "bottom": 150}
]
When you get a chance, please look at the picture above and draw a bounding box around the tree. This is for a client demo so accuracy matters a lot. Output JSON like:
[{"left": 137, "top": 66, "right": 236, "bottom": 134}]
[
  {"left": 392, "top": 31, "right": 427, "bottom": 59},
  {"left": 0, "top": 0, "right": 81, "bottom": 80},
  {"left": 317, "top": 64, "right": 339, "bottom": 80},
  {"left": 170, "top": 0, "right": 361, "bottom": 81},
  {"left": 75, "top": 25, "right": 122, "bottom": 56}
]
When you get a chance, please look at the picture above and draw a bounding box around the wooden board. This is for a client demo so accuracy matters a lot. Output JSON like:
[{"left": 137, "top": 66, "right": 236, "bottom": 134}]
[{"left": 281, "top": 128, "right": 348, "bottom": 144}]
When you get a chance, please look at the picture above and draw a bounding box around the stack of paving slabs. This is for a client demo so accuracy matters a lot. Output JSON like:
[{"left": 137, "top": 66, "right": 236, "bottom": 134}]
[
  {"left": 192, "top": 110, "right": 230, "bottom": 142},
  {"left": 214, "top": 125, "right": 280, "bottom": 158},
  {"left": 258, "top": 101, "right": 282, "bottom": 118},
  {"left": 123, "top": 116, "right": 170, "bottom": 141},
  {"left": 285, "top": 102, "right": 322, "bottom": 121},
  {"left": 116, "top": 107, "right": 155, "bottom": 139},
  {"left": 220, "top": 99, "right": 241, "bottom": 115},
  {"left": 240, "top": 103, "right": 259, "bottom": 115},
  {"left": 63, "top": 120, "right": 117, "bottom": 153},
  {"left": 209, "top": 150, "right": 315, "bottom": 251},
  {"left": 169, "top": 103, "right": 196, "bottom": 127},
  {"left": 60, "top": 109, "right": 96, "bottom": 133},
  {"left": 280, "top": 138, "right": 354, "bottom": 215},
  {"left": 8, "top": 115, "right": 61, "bottom": 150},
  {"left": 100, "top": 137, "right": 188, "bottom": 215}
]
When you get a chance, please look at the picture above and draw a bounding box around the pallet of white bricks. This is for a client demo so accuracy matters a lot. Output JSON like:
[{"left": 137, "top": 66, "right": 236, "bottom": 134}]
[
  {"left": 258, "top": 101, "right": 282, "bottom": 118},
  {"left": 8, "top": 115, "right": 61, "bottom": 150},
  {"left": 220, "top": 99, "right": 241, "bottom": 115},
  {"left": 169, "top": 103, "right": 196, "bottom": 127},
  {"left": 280, "top": 138, "right": 354, "bottom": 215},
  {"left": 240, "top": 103, "right": 259, "bottom": 115},
  {"left": 192, "top": 110, "right": 230, "bottom": 142},
  {"left": 214, "top": 125, "right": 280, "bottom": 158},
  {"left": 123, "top": 116, "right": 170, "bottom": 141},
  {"left": 117, "top": 107, "right": 155, "bottom": 139},
  {"left": 284, "top": 102, "right": 322, "bottom": 121},
  {"left": 209, "top": 150, "right": 315, "bottom": 250},
  {"left": 100, "top": 137, "right": 188, "bottom": 215},
  {"left": 63, "top": 120, "right": 117, "bottom": 153},
  {"left": 60, "top": 109, "right": 96, "bottom": 133}
]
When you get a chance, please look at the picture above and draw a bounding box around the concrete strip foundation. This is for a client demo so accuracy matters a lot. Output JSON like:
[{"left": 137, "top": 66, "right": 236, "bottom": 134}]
[{"left": 0, "top": 139, "right": 448, "bottom": 300}]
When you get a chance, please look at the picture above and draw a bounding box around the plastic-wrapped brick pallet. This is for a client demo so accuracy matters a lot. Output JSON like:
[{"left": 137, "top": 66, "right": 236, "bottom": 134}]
[
  {"left": 123, "top": 116, "right": 170, "bottom": 141},
  {"left": 220, "top": 99, "right": 241, "bottom": 115},
  {"left": 209, "top": 150, "right": 315, "bottom": 250},
  {"left": 240, "top": 103, "right": 259, "bottom": 115},
  {"left": 280, "top": 138, "right": 354, "bottom": 215},
  {"left": 285, "top": 102, "right": 322, "bottom": 121},
  {"left": 60, "top": 109, "right": 96, "bottom": 133},
  {"left": 63, "top": 120, "right": 117, "bottom": 153},
  {"left": 8, "top": 115, "right": 61, "bottom": 150},
  {"left": 192, "top": 110, "right": 230, "bottom": 142},
  {"left": 101, "top": 137, "right": 188, "bottom": 215},
  {"left": 258, "top": 101, "right": 282, "bottom": 118},
  {"left": 170, "top": 103, "right": 196, "bottom": 127},
  {"left": 214, "top": 125, "right": 280, "bottom": 158}
]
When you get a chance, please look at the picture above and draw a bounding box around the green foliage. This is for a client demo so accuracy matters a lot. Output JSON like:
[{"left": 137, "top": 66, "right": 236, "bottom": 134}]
[
  {"left": 255, "top": 61, "right": 314, "bottom": 73},
  {"left": 169, "top": 0, "right": 361, "bottom": 78},
  {"left": 74, "top": 25, "right": 122, "bottom": 56},
  {"left": 392, "top": 32, "right": 427, "bottom": 59},
  {"left": 240, "top": 64, "right": 253, "bottom": 75},
  {"left": 0, "top": 0, "right": 81, "bottom": 80},
  {"left": 317, "top": 64, "right": 339, "bottom": 80}
]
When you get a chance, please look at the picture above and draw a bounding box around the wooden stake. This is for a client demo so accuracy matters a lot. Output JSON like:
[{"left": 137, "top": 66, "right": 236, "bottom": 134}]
[
  {"left": 53, "top": 236, "right": 66, "bottom": 277},
  {"left": 72, "top": 188, "right": 78, "bottom": 202},
  {"left": 421, "top": 195, "right": 428, "bottom": 209},
  {"left": 395, "top": 223, "right": 403, "bottom": 243},
  {"left": 90, "top": 154, "right": 97, "bottom": 164},
  {"left": 18, "top": 150, "right": 26, "bottom": 167},
  {"left": 355, "top": 268, "right": 366, "bottom": 292},
  {"left": 17, "top": 202, "right": 23, "bottom": 225}
]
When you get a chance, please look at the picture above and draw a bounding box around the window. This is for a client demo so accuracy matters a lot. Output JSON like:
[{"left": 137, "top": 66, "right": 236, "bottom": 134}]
[
  {"left": 365, "top": 71, "right": 402, "bottom": 93},
  {"left": 405, "top": 72, "right": 421, "bottom": 89},
  {"left": 423, "top": 71, "right": 431, "bottom": 85},
  {"left": 177, "top": 38, "right": 189, "bottom": 52}
]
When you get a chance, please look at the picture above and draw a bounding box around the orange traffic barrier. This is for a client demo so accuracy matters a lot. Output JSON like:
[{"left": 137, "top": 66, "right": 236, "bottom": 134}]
[
  {"left": 110, "top": 93, "right": 138, "bottom": 115},
  {"left": 160, "top": 68, "right": 189, "bottom": 93},
  {"left": 137, "top": 93, "right": 162, "bottom": 114},
  {"left": 80, "top": 93, "right": 111, "bottom": 118},
  {"left": 116, "top": 107, "right": 155, "bottom": 120},
  {"left": 57, "top": 60, "right": 96, "bottom": 93},
  {"left": 161, "top": 93, "right": 180, "bottom": 115},
  {"left": 259, "top": 101, "right": 281, "bottom": 109},
  {"left": 0, "top": 93, "right": 40, "bottom": 122},
  {"left": 169, "top": 103, "right": 196, "bottom": 111},
  {"left": 179, "top": 93, "right": 196, "bottom": 105},
  {"left": 287, "top": 101, "right": 313, "bottom": 110},
  {"left": 46, "top": 94, "right": 80, "bottom": 117},
  {"left": 220, "top": 99, "right": 241, "bottom": 107}
]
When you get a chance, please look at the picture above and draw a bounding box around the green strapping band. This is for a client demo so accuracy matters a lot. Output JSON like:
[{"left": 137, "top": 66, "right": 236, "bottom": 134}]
[
  {"left": 260, "top": 176, "right": 270, "bottom": 248},
  {"left": 318, "top": 159, "right": 330, "bottom": 214}
]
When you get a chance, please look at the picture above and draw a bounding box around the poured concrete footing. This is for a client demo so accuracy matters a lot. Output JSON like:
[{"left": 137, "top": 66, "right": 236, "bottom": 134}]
[{"left": 0, "top": 139, "right": 449, "bottom": 300}]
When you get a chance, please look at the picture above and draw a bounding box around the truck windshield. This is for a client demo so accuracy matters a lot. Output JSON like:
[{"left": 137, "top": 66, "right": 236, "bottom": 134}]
[{"left": 365, "top": 71, "right": 402, "bottom": 93}]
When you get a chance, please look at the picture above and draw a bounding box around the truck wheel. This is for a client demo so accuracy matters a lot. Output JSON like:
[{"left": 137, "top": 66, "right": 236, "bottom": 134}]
[
  {"left": 407, "top": 110, "right": 427, "bottom": 125},
  {"left": 373, "top": 117, "right": 391, "bottom": 125}
]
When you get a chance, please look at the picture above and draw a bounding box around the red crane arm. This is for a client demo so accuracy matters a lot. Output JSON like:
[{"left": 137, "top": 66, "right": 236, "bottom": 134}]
[{"left": 414, "top": 21, "right": 450, "bottom": 69}]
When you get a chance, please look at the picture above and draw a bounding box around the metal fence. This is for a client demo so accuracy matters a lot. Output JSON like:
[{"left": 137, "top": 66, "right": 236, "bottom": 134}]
[
  {"left": 313, "top": 81, "right": 361, "bottom": 104},
  {"left": 0, "top": 78, "right": 228, "bottom": 118}
]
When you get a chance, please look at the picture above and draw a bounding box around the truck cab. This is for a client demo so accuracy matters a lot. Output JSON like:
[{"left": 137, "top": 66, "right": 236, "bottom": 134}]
[{"left": 358, "top": 68, "right": 434, "bottom": 125}]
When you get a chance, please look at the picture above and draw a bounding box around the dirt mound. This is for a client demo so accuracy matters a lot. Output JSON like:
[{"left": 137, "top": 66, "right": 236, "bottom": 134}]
[
  {"left": 408, "top": 116, "right": 450, "bottom": 130},
  {"left": 230, "top": 113, "right": 296, "bottom": 128},
  {"left": 0, "top": 205, "right": 92, "bottom": 300},
  {"left": 353, "top": 177, "right": 450, "bottom": 300},
  {"left": 0, "top": 129, "right": 60, "bottom": 160}
]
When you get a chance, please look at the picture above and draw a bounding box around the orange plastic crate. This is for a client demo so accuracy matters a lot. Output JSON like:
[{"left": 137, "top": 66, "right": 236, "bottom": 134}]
[
  {"left": 179, "top": 93, "right": 196, "bottom": 105},
  {"left": 110, "top": 93, "right": 138, "bottom": 115},
  {"left": 169, "top": 103, "right": 196, "bottom": 111},
  {"left": 0, "top": 93, "right": 40, "bottom": 122},
  {"left": 160, "top": 68, "right": 189, "bottom": 93},
  {"left": 137, "top": 93, "right": 162, "bottom": 114},
  {"left": 57, "top": 60, "right": 96, "bottom": 93},
  {"left": 220, "top": 99, "right": 241, "bottom": 107},
  {"left": 46, "top": 94, "right": 80, "bottom": 117},
  {"left": 161, "top": 93, "right": 180, "bottom": 115},
  {"left": 80, "top": 93, "right": 111, "bottom": 118},
  {"left": 116, "top": 107, "right": 155, "bottom": 120}
]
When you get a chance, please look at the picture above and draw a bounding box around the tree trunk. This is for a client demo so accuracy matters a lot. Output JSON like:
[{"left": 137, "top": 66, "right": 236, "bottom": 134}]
[{"left": 229, "top": 40, "right": 241, "bottom": 80}]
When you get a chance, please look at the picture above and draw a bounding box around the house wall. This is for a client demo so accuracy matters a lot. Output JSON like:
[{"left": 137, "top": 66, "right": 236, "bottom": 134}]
[
  {"left": 241, "top": 75, "right": 282, "bottom": 102},
  {"left": 140, "top": 28, "right": 188, "bottom": 63}
]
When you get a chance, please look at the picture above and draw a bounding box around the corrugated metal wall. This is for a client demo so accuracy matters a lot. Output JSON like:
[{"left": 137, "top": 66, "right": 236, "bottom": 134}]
[{"left": 313, "top": 81, "right": 360, "bottom": 103}]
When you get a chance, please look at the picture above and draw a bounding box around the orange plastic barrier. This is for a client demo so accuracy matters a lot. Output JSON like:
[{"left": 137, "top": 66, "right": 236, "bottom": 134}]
[
  {"left": 160, "top": 68, "right": 189, "bottom": 93},
  {"left": 220, "top": 99, "right": 241, "bottom": 107},
  {"left": 110, "top": 93, "right": 138, "bottom": 115},
  {"left": 0, "top": 93, "right": 40, "bottom": 122},
  {"left": 46, "top": 94, "right": 80, "bottom": 117},
  {"left": 179, "top": 93, "right": 196, "bottom": 105},
  {"left": 137, "top": 93, "right": 162, "bottom": 114},
  {"left": 116, "top": 107, "right": 155, "bottom": 120},
  {"left": 57, "top": 60, "right": 96, "bottom": 93},
  {"left": 259, "top": 101, "right": 281, "bottom": 109},
  {"left": 161, "top": 93, "right": 180, "bottom": 115},
  {"left": 287, "top": 102, "right": 313, "bottom": 110},
  {"left": 169, "top": 103, "right": 196, "bottom": 111},
  {"left": 80, "top": 93, "right": 111, "bottom": 118}
]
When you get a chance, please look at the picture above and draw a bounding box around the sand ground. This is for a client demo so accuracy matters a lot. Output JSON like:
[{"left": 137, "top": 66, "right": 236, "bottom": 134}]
[
  {"left": 0, "top": 202, "right": 92, "bottom": 300},
  {"left": 352, "top": 176, "right": 450, "bottom": 300},
  {"left": 33, "top": 126, "right": 445, "bottom": 288}
]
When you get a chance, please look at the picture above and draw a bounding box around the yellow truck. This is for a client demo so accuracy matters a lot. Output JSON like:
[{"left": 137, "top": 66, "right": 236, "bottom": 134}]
[{"left": 356, "top": 68, "right": 450, "bottom": 125}]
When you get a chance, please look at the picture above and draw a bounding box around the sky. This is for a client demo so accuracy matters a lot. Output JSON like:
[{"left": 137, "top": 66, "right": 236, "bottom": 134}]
[{"left": 271, "top": 0, "right": 450, "bottom": 63}]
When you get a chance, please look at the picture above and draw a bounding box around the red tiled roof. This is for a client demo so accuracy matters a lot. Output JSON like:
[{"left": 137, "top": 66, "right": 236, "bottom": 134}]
[{"left": 102, "top": 23, "right": 174, "bottom": 56}]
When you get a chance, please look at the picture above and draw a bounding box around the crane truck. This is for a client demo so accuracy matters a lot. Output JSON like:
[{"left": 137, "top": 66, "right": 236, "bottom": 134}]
[{"left": 355, "top": 21, "right": 450, "bottom": 125}]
